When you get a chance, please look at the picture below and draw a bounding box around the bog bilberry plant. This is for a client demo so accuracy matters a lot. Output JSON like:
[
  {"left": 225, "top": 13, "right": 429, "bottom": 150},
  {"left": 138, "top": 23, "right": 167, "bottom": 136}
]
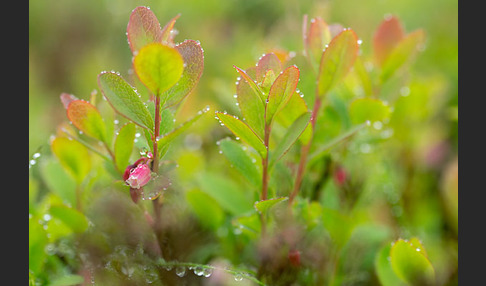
[{"left": 29, "top": 5, "right": 450, "bottom": 286}]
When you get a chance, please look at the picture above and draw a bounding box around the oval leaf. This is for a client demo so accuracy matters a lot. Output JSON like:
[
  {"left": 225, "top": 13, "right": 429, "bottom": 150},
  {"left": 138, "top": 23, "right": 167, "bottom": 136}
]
[
  {"left": 97, "top": 72, "right": 154, "bottom": 130},
  {"left": 161, "top": 40, "right": 204, "bottom": 108},
  {"left": 349, "top": 98, "right": 391, "bottom": 124},
  {"left": 133, "top": 43, "right": 184, "bottom": 95},
  {"left": 255, "top": 53, "right": 282, "bottom": 83},
  {"left": 49, "top": 205, "right": 89, "bottom": 233},
  {"left": 254, "top": 197, "right": 288, "bottom": 214},
  {"left": 114, "top": 122, "right": 136, "bottom": 173},
  {"left": 196, "top": 172, "right": 253, "bottom": 215},
  {"left": 218, "top": 138, "right": 261, "bottom": 187},
  {"left": 275, "top": 91, "right": 312, "bottom": 145},
  {"left": 373, "top": 15, "right": 405, "bottom": 67},
  {"left": 236, "top": 68, "right": 266, "bottom": 138},
  {"left": 380, "top": 29, "right": 425, "bottom": 82},
  {"left": 375, "top": 244, "right": 407, "bottom": 286},
  {"left": 234, "top": 66, "right": 266, "bottom": 103},
  {"left": 266, "top": 65, "right": 300, "bottom": 125},
  {"left": 66, "top": 100, "right": 106, "bottom": 143},
  {"left": 306, "top": 17, "right": 332, "bottom": 68},
  {"left": 390, "top": 239, "right": 435, "bottom": 285},
  {"left": 216, "top": 113, "right": 266, "bottom": 158},
  {"left": 317, "top": 29, "right": 359, "bottom": 98},
  {"left": 51, "top": 137, "right": 91, "bottom": 184},
  {"left": 127, "top": 6, "right": 163, "bottom": 54}
]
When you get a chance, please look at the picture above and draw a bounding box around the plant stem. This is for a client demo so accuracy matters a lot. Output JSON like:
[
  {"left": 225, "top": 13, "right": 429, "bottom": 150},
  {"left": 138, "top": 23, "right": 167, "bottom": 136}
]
[
  {"left": 151, "top": 94, "right": 164, "bottom": 258},
  {"left": 261, "top": 124, "right": 271, "bottom": 201},
  {"left": 75, "top": 184, "right": 82, "bottom": 212},
  {"left": 289, "top": 96, "right": 322, "bottom": 205}
]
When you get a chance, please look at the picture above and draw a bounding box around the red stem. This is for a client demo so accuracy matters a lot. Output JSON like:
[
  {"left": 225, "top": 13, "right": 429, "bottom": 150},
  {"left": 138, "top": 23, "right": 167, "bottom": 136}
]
[
  {"left": 261, "top": 124, "right": 271, "bottom": 201},
  {"left": 289, "top": 96, "right": 322, "bottom": 205}
]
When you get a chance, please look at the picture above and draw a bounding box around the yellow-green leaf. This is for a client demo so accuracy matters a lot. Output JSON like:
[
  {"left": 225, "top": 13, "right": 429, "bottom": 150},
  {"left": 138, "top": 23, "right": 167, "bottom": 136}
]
[
  {"left": 133, "top": 43, "right": 184, "bottom": 96},
  {"left": 390, "top": 239, "right": 435, "bottom": 285},
  {"left": 51, "top": 137, "right": 91, "bottom": 184},
  {"left": 114, "top": 123, "right": 136, "bottom": 173}
]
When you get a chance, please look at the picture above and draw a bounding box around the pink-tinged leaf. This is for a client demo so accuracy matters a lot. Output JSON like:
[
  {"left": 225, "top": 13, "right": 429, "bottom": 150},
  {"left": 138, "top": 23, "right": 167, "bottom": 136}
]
[
  {"left": 127, "top": 6, "right": 163, "bottom": 54},
  {"left": 133, "top": 43, "right": 184, "bottom": 96},
  {"left": 236, "top": 69, "right": 266, "bottom": 139},
  {"left": 329, "top": 24, "right": 345, "bottom": 38},
  {"left": 255, "top": 53, "right": 282, "bottom": 83},
  {"left": 216, "top": 113, "right": 266, "bottom": 158},
  {"left": 234, "top": 66, "right": 266, "bottom": 103},
  {"left": 266, "top": 65, "right": 300, "bottom": 125},
  {"left": 159, "top": 14, "right": 180, "bottom": 46},
  {"left": 305, "top": 17, "right": 332, "bottom": 67},
  {"left": 317, "top": 29, "right": 359, "bottom": 98},
  {"left": 373, "top": 16, "right": 405, "bottom": 67},
  {"left": 380, "top": 29, "right": 425, "bottom": 82},
  {"left": 60, "top": 93, "right": 79, "bottom": 109},
  {"left": 161, "top": 40, "right": 204, "bottom": 108},
  {"left": 66, "top": 100, "right": 107, "bottom": 143}
]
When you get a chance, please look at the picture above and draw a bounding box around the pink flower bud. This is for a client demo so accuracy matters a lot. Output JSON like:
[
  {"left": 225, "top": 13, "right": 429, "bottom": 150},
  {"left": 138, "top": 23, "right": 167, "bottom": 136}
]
[{"left": 125, "top": 164, "right": 151, "bottom": 189}]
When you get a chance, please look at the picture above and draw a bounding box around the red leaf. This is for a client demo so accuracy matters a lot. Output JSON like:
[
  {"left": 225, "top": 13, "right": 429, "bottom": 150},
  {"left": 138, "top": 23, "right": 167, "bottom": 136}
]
[
  {"left": 255, "top": 53, "right": 282, "bottom": 83},
  {"left": 127, "top": 6, "right": 163, "bottom": 54},
  {"left": 373, "top": 15, "right": 405, "bottom": 67}
]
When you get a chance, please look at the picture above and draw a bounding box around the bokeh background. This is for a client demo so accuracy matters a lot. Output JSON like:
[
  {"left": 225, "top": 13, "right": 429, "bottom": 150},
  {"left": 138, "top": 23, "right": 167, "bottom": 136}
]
[{"left": 29, "top": 0, "right": 457, "bottom": 285}]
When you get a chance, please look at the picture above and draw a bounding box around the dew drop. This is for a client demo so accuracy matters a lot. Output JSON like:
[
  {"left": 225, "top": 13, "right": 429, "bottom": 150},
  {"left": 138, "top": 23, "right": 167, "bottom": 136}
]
[
  {"left": 175, "top": 266, "right": 186, "bottom": 277},
  {"left": 202, "top": 268, "right": 212, "bottom": 278},
  {"left": 193, "top": 266, "right": 204, "bottom": 276},
  {"left": 33, "top": 152, "right": 41, "bottom": 159},
  {"left": 234, "top": 273, "right": 243, "bottom": 281}
]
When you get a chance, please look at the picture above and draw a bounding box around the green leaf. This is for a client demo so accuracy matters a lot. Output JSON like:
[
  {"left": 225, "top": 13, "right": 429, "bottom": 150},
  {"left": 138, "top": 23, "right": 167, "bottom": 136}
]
[
  {"left": 133, "top": 43, "right": 184, "bottom": 95},
  {"left": 29, "top": 218, "right": 48, "bottom": 274},
  {"left": 349, "top": 98, "right": 391, "bottom": 124},
  {"left": 97, "top": 72, "right": 154, "bottom": 130},
  {"left": 216, "top": 112, "right": 266, "bottom": 158},
  {"left": 40, "top": 158, "right": 76, "bottom": 206},
  {"left": 317, "top": 29, "right": 359, "bottom": 98},
  {"left": 269, "top": 112, "right": 311, "bottom": 169},
  {"left": 234, "top": 66, "right": 266, "bottom": 103},
  {"left": 161, "top": 40, "right": 204, "bottom": 108},
  {"left": 375, "top": 244, "right": 407, "bottom": 286},
  {"left": 51, "top": 137, "right": 91, "bottom": 184},
  {"left": 373, "top": 15, "right": 405, "bottom": 67},
  {"left": 49, "top": 205, "right": 89, "bottom": 233},
  {"left": 186, "top": 189, "right": 225, "bottom": 230},
  {"left": 254, "top": 197, "right": 288, "bottom": 214},
  {"left": 234, "top": 212, "right": 261, "bottom": 237},
  {"left": 50, "top": 274, "right": 85, "bottom": 286},
  {"left": 353, "top": 56, "right": 373, "bottom": 97},
  {"left": 235, "top": 67, "right": 266, "bottom": 139},
  {"left": 66, "top": 100, "right": 106, "bottom": 143},
  {"left": 275, "top": 91, "right": 312, "bottom": 145},
  {"left": 308, "top": 123, "right": 367, "bottom": 164},
  {"left": 114, "top": 123, "right": 136, "bottom": 173},
  {"left": 196, "top": 172, "right": 253, "bottom": 215},
  {"left": 321, "top": 208, "right": 353, "bottom": 249},
  {"left": 126, "top": 6, "right": 164, "bottom": 54},
  {"left": 156, "top": 107, "right": 208, "bottom": 158},
  {"left": 266, "top": 65, "right": 300, "bottom": 125},
  {"left": 390, "top": 239, "right": 435, "bottom": 285},
  {"left": 380, "top": 29, "right": 425, "bottom": 82},
  {"left": 218, "top": 138, "right": 261, "bottom": 187}
]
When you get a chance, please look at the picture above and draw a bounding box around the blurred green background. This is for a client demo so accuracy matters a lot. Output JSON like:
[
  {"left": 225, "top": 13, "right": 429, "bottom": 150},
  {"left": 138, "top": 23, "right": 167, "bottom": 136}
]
[{"left": 29, "top": 0, "right": 457, "bottom": 285}]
